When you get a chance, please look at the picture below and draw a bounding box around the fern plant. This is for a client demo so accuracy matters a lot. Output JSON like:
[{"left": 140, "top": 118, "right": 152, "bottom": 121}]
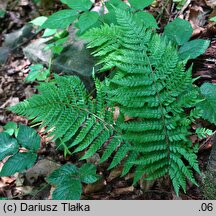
[
  {"left": 83, "top": 9, "right": 204, "bottom": 194},
  {"left": 10, "top": 9, "right": 208, "bottom": 195}
]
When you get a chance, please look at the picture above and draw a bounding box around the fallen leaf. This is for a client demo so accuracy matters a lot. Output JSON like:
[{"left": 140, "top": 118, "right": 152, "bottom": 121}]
[
  {"left": 25, "top": 159, "right": 60, "bottom": 184},
  {"left": 84, "top": 179, "right": 106, "bottom": 194},
  {"left": 111, "top": 186, "right": 134, "bottom": 197}
]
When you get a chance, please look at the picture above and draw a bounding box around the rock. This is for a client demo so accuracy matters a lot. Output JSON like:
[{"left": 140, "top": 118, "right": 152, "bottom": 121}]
[
  {"left": 3, "top": 24, "right": 35, "bottom": 49},
  {"left": 23, "top": 37, "right": 51, "bottom": 65},
  {"left": 25, "top": 159, "right": 60, "bottom": 184},
  {"left": 0, "top": 47, "right": 10, "bottom": 65},
  {"left": 23, "top": 26, "right": 97, "bottom": 90}
]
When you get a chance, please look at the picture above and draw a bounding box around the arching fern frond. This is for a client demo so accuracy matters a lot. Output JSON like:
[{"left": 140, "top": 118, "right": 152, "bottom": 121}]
[
  {"left": 85, "top": 9, "right": 202, "bottom": 195},
  {"left": 9, "top": 75, "right": 125, "bottom": 161}
]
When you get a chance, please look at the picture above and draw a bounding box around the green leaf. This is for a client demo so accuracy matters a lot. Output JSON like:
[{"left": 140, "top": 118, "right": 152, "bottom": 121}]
[
  {"left": 106, "top": 0, "right": 129, "bottom": 11},
  {"left": 0, "top": 132, "right": 19, "bottom": 161},
  {"left": 79, "top": 163, "right": 100, "bottom": 184},
  {"left": 178, "top": 39, "right": 210, "bottom": 60},
  {"left": 0, "top": 152, "right": 37, "bottom": 176},
  {"left": 134, "top": 12, "right": 158, "bottom": 28},
  {"left": 196, "top": 128, "right": 213, "bottom": 139},
  {"left": 210, "top": 16, "right": 216, "bottom": 22},
  {"left": 164, "top": 18, "right": 193, "bottom": 45},
  {"left": 52, "top": 178, "right": 82, "bottom": 200},
  {"left": 42, "top": 29, "right": 57, "bottom": 37},
  {"left": 0, "top": 9, "right": 6, "bottom": 18},
  {"left": 128, "top": 0, "right": 154, "bottom": 9},
  {"left": 47, "top": 164, "right": 79, "bottom": 185},
  {"left": 3, "top": 122, "right": 18, "bottom": 136},
  {"left": 60, "top": 0, "right": 92, "bottom": 11},
  {"left": 78, "top": 12, "right": 100, "bottom": 33},
  {"left": 41, "top": 10, "right": 78, "bottom": 29},
  {"left": 25, "top": 64, "right": 45, "bottom": 82},
  {"left": 198, "top": 83, "right": 216, "bottom": 125},
  {"left": 30, "top": 16, "right": 47, "bottom": 26},
  {"left": 17, "top": 125, "right": 40, "bottom": 151},
  {"left": 47, "top": 164, "right": 82, "bottom": 200}
]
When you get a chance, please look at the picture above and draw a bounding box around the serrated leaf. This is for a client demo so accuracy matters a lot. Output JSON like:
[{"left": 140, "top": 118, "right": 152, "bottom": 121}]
[
  {"left": 0, "top": 132, "right": 19, "bottom": 161},
  {"left": 47, "top": 164, "right": 79, "bottom": 185},
  {"left": 179, "top": 39, "right": 210, "bottom": 60},
  {"left": 164, "top": 18, "right": 193, "bottom": 45},
  {"left": 52, "top": 178, "right": 82, "bottom": 200},
  {"left": 196, "top": 128, "right": 213, "bottom": 139},
  {"left": 30, "top": 16, "right": 47, "bottom": 26},
  {"left": 78, "top": 12, "right": 99, "bottom": 33},
  {"left": 41, "top": 10, "right": 78, "bottom": 29},
  {"left": 79, "top": 163, "right": 100, "bottom": 184},
  {"left": 128, "top": 0, "right": 154, "bottom": 9},
  {"left": 198, "top": 83, "right": 216, "bottom": 125},
  {"left": 17, "top": 125, "right": 40, "bottom": 151},
  {"left": 0, "top": 152, "right": 37, "bottom": 176},
  {"left": 134, "top": 12, "right": 158, "bottom": 28},
  {"left": 3, "top": 122, "right": 17, "bottom": 136},
  {"left": 60, "top": 0, "right": 92, "bottom": 11}
]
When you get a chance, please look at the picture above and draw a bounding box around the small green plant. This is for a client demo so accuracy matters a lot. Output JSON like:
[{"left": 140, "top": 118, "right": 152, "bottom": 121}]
[
  {"left": 0, "top": 124, "right": 40, "bottom": 176},
  {"left": 164, "top": 18, "right": 210, "bottom": 60},
  {"left": 25, "top": 64, "right": 50, "bottom": 82},
  {"left": 47, "top": 163, "right": 100, "bottom": 200}
]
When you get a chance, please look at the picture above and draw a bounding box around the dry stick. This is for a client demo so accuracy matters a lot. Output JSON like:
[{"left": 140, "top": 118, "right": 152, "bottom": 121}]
[{"left": 176, "top": 0, "right": 191, "bottom": 18}]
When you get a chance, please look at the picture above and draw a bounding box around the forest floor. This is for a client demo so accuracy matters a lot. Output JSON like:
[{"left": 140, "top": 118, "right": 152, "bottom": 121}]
[{"left": 0, "top": 0, "right": 216, "bottom": 200}]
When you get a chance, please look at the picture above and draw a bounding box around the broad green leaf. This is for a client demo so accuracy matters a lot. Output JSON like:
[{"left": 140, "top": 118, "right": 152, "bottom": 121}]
[
  {"left": 41, "top": 10, "right": 78, "bottom": 29},
  {"left": 79, "top": 163, "right": 100, "bottom": 184},
  {"left": 128, "top": 0, "right": 154, "bottom": 9},
  {"left": 134, "top": 12, "right": 158, "bottom": 28},
  {"left": 164, "top": 18, "right": 193, "bottom": 45},
  {"left": 179, "top": 39, "right": 210, "bottom": 60},
  {"left": 30, "top": 16, "right": 47, "bottom": 26},
  {"left": 198, "top": 83, "right": 216, "bottom": 125},
  {"left": 0, "top": 132, "right": 19, "bottom": 161},
  {"left": 210, "top": 16, "right": 216, "bottom": 22},
  {"left": 103, "top": 11, "right": 117, "bottom": 24},
  {"left": 60, "top": 0, "right": 92, "bottom": 11},
  {"left": 47, "top": 164, "right": 79, "bottom": 185},
  {"left": 0, "top": 152, "right": 37, "bottom": 176},
  {"left": 42, "top": 29, "right": 57, "bottom": 37},
  {"left": 52, "top": 178, "right": 82, "bottom": 200},
  {"left": 106, "top": 0, "right": 129, "bottom": 11},
  {"left": 17, "top": 125, "right": 40, "bottom": 151},
  {"left": 3, "top": 122, "right": 18, "bottom": 136},
  {"left": 78, "top": 12, "right": 99, "bottom": 33}
]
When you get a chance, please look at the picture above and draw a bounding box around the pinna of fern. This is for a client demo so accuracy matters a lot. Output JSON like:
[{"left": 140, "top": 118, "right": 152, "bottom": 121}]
[
  {"left": 83, "top": 8, "right": 204, "bottom": 195},
  {"left": 9, "top": 75, "right": 126, "bottom": 167}
]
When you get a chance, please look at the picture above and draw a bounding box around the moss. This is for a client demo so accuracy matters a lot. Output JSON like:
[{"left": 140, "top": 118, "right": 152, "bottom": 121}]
[{"left": 202, "top": 171, "right": 216, "bottom": 200}]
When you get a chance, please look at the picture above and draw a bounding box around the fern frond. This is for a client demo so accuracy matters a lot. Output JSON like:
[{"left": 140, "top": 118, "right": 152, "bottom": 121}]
[
  {"left": 9, "top": 75, "right": 121, "bottom": 162},
  {"left": 86, "top": 8, "right": 202, "bottom": 194}
]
